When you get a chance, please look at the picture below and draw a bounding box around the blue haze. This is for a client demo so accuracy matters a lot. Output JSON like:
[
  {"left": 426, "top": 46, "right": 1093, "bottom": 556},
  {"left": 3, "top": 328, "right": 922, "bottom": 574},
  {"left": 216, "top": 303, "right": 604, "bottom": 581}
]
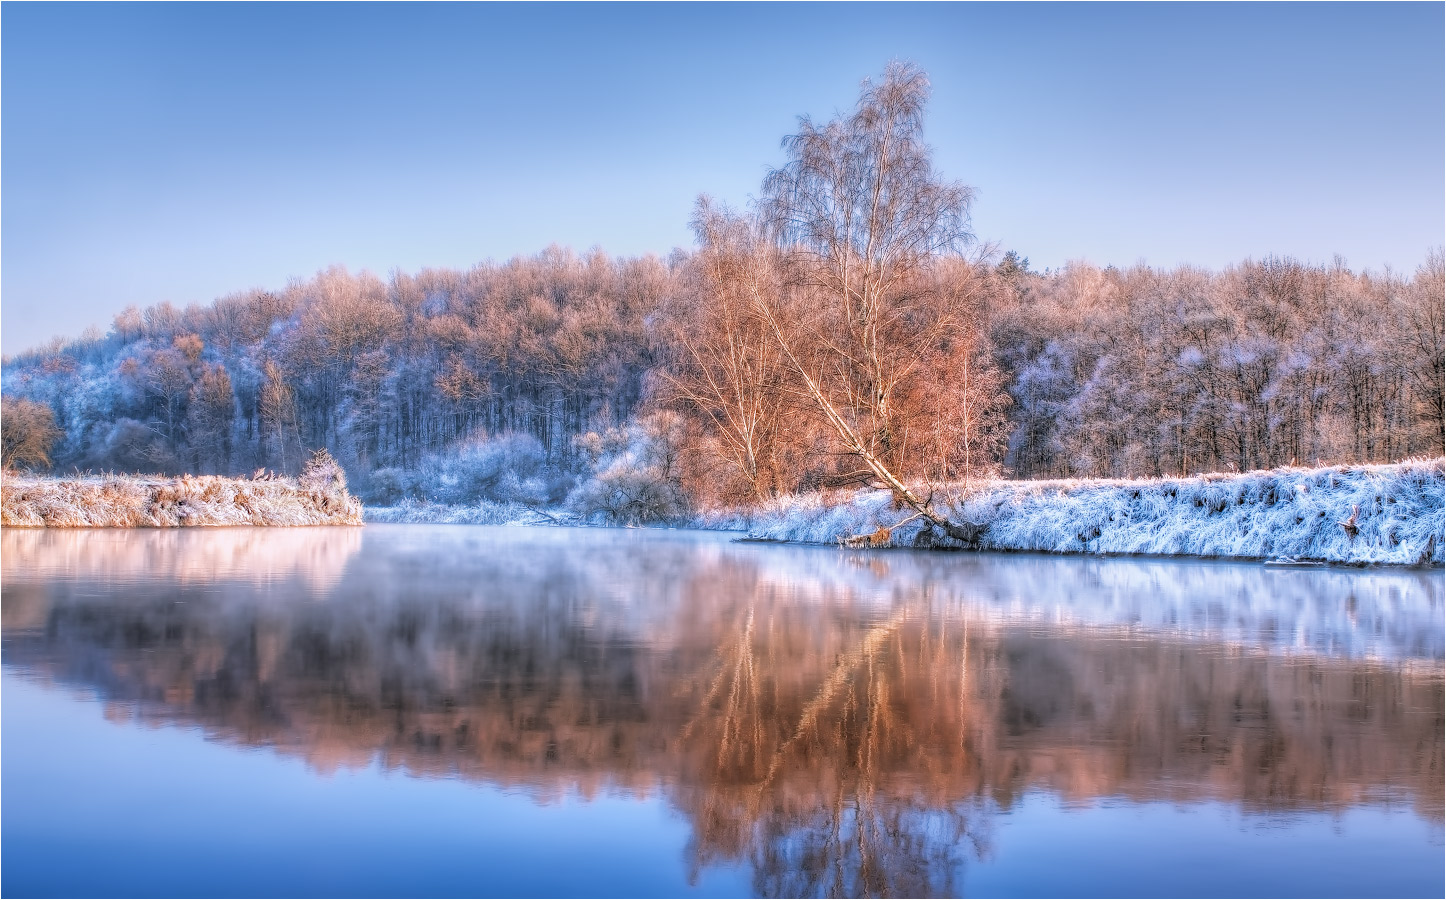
[{"left": 3, "top": 2, "right": 1442, "bottom": 353}]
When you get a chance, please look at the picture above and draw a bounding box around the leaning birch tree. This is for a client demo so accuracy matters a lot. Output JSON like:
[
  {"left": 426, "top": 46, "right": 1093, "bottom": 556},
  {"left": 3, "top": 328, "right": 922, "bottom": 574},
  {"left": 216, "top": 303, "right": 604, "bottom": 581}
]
[{"left": 754, "top": 62, "right": 990, "bottom": 542}]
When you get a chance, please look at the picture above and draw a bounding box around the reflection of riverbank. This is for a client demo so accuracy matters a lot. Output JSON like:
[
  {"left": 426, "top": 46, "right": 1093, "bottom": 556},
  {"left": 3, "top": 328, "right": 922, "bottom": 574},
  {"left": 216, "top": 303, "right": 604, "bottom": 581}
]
[
  {"left": 743, "top": 546, "right": 1446, "bottom": 660},
  {"left": 1, "top": 528, "right": 364, "bottom": 616},
  {"left": 3, "top": 526, "right": 1440, "bottom": 892},
  {"left": 7, "top": 525, "right": 1439, "bottom": 659}
]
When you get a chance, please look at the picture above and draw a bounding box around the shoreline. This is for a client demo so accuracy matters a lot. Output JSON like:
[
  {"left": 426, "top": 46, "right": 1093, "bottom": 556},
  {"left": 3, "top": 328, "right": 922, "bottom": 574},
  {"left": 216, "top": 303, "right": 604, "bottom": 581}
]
[
  {"left": 731, "top": 458, "right": 1445, "bottom": 568},
  {"left": 369, "top": 458, "right": 1446, "bottom": 568},
  {"left": 7, "top": 459, "right": 1441, "bottom": 569},
  {"left": 729, "top": 533, "right": 1440, "bottom": 570}
]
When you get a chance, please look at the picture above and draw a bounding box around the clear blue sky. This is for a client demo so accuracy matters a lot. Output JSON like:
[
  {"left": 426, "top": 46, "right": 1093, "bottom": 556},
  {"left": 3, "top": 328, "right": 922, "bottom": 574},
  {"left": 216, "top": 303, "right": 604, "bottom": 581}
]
[{"left": 3, "top": 2, "right": 1442, "bottom": 354}]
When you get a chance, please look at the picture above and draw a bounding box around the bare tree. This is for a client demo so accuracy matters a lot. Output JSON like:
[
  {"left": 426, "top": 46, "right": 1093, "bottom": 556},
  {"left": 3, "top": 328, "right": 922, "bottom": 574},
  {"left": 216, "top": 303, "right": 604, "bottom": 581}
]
[
  {"left": 259, "top": 359, "right": 300, "bottom": 472},
  {"left": 753, "top": 62, "right": 990, "bottom": 541},
  {"left": 141, "top": 337, "right": 201, "bottom": 450},
  {"left": 1, "top": 397, "right": 61, "bottom": 470},
  {"left": 656, "top": 199, "right": 793, "bottom": 502},
  {"left": 186, "top": 364, "right": 236, "bottom": 473},
  {"left": 1399, "top": 248, "right": 1445, "bottom": 454}
]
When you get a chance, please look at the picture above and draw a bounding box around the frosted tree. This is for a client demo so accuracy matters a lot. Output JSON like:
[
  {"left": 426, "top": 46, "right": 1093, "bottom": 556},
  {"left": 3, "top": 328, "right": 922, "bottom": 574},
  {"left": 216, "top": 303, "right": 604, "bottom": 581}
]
[
  {"left": 753, "top": 62, "right": 995, "bottom": 540},
  {"left": 186, "top": 364, "right": 236, "bottom": 473},
  {"left": 656, "top": 198, "right": 793, "bottom": 502},
  {"left": 259, "top": 359, "right": 300, "bottom": 472},
  {"left": 1, "top": 396, "right": 61, "bottom": 470}
]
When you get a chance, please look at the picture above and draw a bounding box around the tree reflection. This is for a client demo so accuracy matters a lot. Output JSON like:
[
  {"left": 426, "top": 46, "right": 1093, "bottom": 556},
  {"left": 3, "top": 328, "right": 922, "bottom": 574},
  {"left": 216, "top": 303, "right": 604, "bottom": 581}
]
[{"left": 672, "top": 589, "right": 997, "bottom": 896}]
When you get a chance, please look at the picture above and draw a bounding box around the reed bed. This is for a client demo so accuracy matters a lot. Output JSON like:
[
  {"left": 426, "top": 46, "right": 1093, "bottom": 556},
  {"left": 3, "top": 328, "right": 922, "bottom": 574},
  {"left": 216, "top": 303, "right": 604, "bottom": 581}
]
[{"left": 1, "top": 472, "right": 363, "bottom": 528}]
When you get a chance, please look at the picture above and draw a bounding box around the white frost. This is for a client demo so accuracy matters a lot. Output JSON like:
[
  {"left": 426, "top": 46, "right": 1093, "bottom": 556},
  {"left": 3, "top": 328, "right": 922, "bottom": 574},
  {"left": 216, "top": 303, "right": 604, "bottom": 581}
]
[{"left": 741, "top": 459, "right": 1445, "bottom": 567}]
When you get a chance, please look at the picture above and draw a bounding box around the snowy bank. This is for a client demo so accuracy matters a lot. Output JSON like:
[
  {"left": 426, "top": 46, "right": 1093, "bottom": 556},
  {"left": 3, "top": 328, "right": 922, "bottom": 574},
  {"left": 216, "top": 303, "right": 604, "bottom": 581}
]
[
  {"left": 364, "top": 499, "right": 561, "bottom": 527},
  {"left": 742, "top": 459, "right": 1445, "bottom": 566},
  {"left": 1, "top": 473, "right": 363, "bottom": 528},
  {"left": 365, "top": 500, "right": 729, "bottom": 529}
]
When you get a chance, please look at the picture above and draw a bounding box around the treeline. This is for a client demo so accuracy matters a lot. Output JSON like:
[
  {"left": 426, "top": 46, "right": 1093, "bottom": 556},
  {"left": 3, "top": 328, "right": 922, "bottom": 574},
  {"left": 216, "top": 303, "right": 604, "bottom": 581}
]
[
  {"left": 1, "top": 248, "right": 1441, "bottom": 506},
  {"left": 2, "top": 248, "right": 663, "bottom": 503},
  {"left": 993, "top": 250, "right": 1445, "bottom": 479}
]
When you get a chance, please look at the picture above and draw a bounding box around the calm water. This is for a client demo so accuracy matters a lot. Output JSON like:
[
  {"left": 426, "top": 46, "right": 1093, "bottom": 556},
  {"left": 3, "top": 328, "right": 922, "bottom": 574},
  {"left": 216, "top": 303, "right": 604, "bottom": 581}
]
[{"left": 2, "top": 525, "right": 1442, "bottom": 898}]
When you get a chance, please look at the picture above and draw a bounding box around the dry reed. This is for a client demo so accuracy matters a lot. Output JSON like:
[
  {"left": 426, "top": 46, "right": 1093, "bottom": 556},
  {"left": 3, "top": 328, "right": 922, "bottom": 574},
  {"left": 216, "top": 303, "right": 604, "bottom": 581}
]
[{"left": 0, "top": 472, "right": 364, "bottom": 528}]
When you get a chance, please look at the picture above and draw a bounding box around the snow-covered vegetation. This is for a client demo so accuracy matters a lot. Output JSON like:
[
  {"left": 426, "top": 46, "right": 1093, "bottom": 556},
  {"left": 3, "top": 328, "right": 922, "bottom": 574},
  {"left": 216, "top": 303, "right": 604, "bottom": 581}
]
[
  {"left": 365, "top": 499, "right": 555, "bottom": 527},
  {"left": 1, "top": 451, "right": 362, "bottom": 527},
  {"left": 363, "top": 415, "right": 687, "bottom": 526},
  {"left": 1, "top": 247, "right": 1439, "bottom": 504},
  {"left": 366, "top": 431, "right": 564, "bottom": 508},
  {"left": 741, "top": 459, "right": 1445, "bottom": 566},
  {"left": 562, "top": 414, "right": 689, "bottom": 524}
]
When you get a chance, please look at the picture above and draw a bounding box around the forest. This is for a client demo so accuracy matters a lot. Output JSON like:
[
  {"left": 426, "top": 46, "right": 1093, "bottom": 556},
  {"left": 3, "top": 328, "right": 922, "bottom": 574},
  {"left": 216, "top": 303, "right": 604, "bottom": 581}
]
[{"left": 3, "top": 64, "right": 1442, "bottom": 521}]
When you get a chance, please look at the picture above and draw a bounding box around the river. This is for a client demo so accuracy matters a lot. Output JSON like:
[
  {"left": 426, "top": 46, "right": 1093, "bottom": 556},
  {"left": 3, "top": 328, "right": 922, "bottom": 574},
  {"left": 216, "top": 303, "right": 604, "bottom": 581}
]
[{"left": 2, "top": 525, "right": 1441, "bottom": 897}]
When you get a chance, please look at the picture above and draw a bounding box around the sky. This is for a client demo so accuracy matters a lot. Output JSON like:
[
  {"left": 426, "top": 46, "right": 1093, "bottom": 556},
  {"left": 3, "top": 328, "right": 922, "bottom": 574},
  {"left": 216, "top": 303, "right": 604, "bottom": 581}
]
[{"left": 3, "top": 2, "right": 1442, "bottom": 355}]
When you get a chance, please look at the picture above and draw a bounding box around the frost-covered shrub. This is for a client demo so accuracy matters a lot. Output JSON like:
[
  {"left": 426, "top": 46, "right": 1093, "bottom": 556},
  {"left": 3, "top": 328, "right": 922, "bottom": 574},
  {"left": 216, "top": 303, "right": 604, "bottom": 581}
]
[
  {"left": 299, "top": 448, "right": 348, "bottom": 499},
  {"left": 102, "top": 418, "right": 179, "bottom": 474},
  {"left": 361, "top": 467, "right": 411, "bottom": 505},
  {"left": 565, "top": 414, "right": 689, "bottom": 525},
  {"left": 364, "top": 432, "right": 564, "bottom": 507},
  {"left": 432, "top": 433, "right": 549, "bottom": 505},
  {"left": 364, "top": 498, "right": 551, "bottom": 526}
]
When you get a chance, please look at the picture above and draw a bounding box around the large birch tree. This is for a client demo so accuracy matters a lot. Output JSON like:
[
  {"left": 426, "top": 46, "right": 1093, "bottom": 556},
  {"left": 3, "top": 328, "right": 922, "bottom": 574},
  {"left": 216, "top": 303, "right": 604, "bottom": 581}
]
[{"left": 754, "top": 62, "right": 993, "bottom": 542}]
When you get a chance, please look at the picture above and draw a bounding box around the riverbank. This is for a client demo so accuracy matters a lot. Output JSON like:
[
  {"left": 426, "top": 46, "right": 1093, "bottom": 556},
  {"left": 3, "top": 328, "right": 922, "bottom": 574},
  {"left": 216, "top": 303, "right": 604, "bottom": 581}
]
[
  {"left": 366, "top": 459, "right": 1445, "bottom": 567},
  {"left": 736, "top": 458, "right": 1445, "bottom": 566},
  {"left": 365, "top": 498, "right": 560, "bottom": 527},
  {"left": 0, "top": 472, "right": 363, "bottom": 527}
]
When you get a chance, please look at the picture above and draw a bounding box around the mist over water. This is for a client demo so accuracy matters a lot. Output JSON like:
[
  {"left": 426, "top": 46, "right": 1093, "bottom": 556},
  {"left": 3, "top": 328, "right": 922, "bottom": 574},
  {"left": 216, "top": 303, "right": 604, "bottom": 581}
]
[{"left": 3, "top": 526, "right": 1442, "bottom": 897}]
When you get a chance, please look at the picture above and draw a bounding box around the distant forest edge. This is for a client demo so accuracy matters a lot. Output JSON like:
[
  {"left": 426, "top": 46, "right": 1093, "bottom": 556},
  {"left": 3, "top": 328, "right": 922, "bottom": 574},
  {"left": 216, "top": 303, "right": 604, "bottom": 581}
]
[{"left": 3, "top": 64, "right": 1442, "bottom": 522}]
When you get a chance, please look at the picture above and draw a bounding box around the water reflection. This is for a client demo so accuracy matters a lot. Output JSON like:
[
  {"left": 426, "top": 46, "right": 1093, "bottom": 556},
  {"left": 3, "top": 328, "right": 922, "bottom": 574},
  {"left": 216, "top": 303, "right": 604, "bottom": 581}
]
[
  {"left": 3, "top": 526, "right": 1442, "bottom": 896},
  {"left": 1, "top": 526, "right": 364, "bottom": 601}
]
